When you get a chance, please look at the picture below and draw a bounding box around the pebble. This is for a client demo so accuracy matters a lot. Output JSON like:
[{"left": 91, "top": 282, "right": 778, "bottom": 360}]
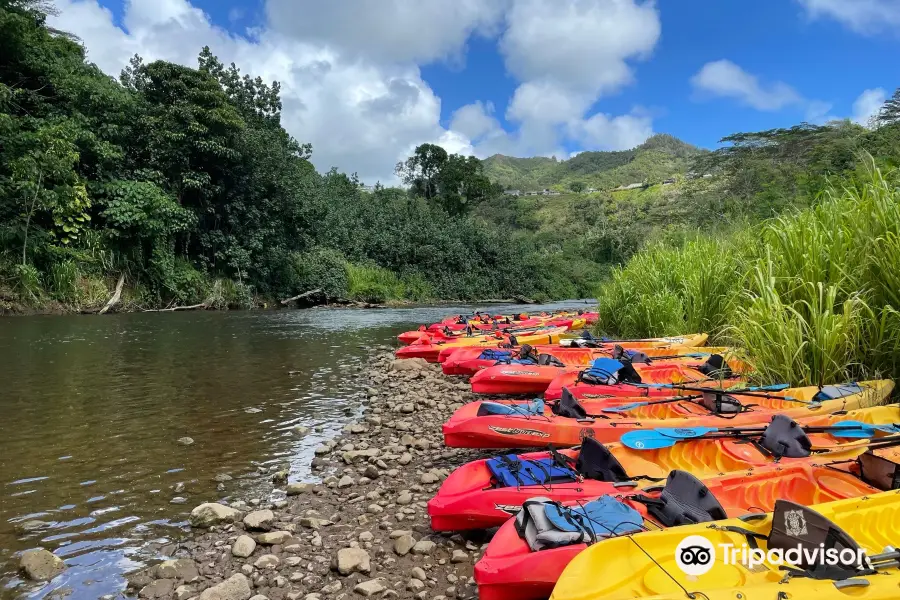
[
  {"left": 412, "top": 540, "right": 435, "bottom": 555},
  {"left": 353, "top": 579, "right": 385, "bottom": 597},
  {"left": 254, "top": 555, "right": 280, "bottom": 570},
  {"left": 177, "top": 437, "right": 194, "bottom": 446},
  {"left": 170, "top": 354, "right": 483, "bottom": 600}
]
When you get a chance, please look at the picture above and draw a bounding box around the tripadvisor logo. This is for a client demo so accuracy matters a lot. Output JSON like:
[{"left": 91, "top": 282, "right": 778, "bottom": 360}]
[
  {"left": 674, "top": 533, "right": 869, "bottom": 577},
  {"left": 675, "top": 535, "right": 715, "bottom": 576}
]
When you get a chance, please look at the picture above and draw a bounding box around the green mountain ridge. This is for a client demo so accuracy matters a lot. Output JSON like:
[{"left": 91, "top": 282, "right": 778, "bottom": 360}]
[{"left": 483, "top": 133, "right": 705, "bottom": 192}]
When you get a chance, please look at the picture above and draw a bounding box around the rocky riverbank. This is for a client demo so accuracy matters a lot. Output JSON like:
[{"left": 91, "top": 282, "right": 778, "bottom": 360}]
[{"left": 120, "top": 351, "right": 488, "bottom": 600}]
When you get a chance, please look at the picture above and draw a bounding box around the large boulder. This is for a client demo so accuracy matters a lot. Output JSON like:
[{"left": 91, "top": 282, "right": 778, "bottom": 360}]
[
  {"left": 189, "top": 503, "right": 241, "bottom": 528},
  {"left": 198, "top": 573, "right": 252, "bottom": 600},
  {"left": 19, "top": 549, "right": 66, "bottom": 581},
  {"left": 334, "top": 548, "right": 370, "bottom": 575},
  {"left": 242, "top": 510, "right": 275, "bottom": 531}
]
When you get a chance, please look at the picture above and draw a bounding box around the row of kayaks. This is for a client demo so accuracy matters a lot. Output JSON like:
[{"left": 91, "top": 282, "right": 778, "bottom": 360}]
[{"left": 392, "top": 313, "right": 900, "bottom": 600}]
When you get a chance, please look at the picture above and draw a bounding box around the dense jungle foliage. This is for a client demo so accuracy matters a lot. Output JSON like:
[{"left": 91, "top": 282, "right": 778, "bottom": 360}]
[{"left": 0, "top": 1, "right": 598, "bottom": 312}]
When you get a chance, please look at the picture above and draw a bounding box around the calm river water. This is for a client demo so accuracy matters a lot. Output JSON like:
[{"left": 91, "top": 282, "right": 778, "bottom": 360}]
[{"left": 0, "top": 301, "right": 590, "bottom": 599}]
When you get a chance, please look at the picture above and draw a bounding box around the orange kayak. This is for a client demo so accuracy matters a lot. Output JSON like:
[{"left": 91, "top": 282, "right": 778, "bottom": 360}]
[
  {"left": 474, "top": 447, "right": 900, "bottom": 600},
  {"left": 442, "top": 380, "right": 894, "bottom": 448},
  {"left": 430, "top": 404, "right": 900, "bottom": 531}
]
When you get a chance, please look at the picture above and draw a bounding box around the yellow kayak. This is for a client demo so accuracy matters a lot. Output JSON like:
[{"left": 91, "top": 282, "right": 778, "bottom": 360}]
[{"left": 551, "top": 488, "right": 900, "bottom": 600}]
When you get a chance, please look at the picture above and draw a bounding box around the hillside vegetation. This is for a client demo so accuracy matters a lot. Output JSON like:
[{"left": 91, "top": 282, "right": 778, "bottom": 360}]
[
  {"left": 483, "top": 134, "right": 702, "bottom": 192},
  {"left": 597, "top": 89, "right": 900, "bottom": 385}
]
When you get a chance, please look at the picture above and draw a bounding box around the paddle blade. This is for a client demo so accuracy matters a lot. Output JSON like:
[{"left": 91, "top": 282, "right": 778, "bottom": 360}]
[
  {"left": 619, "top": 431, "right": 679, "bottom": 450},
  {"left": 653, "top": 426, "right": 720, "bottom": 439},
  {"left": 619, "top": 427, "right": 719, "bottom": 450}
]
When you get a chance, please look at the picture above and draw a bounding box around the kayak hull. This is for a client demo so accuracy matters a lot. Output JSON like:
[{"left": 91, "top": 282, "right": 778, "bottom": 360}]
[
  {"left": 477, "top": 462, "right": 890, "bottom": 600},
  {"left": 443, "top": 380, "right": 894, "bottom": 448},
  {"left": 431, "top": 404, "right": 900, "bottom": 530}
]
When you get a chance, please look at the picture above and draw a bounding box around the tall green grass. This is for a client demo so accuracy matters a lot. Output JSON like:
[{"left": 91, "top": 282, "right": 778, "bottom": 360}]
[{"left": 597, "top": 158, "right": 900, "bottom": 385}]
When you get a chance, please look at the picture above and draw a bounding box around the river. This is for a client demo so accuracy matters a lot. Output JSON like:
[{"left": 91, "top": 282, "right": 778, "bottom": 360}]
[{"left": 0, "top": 301, "right": 591, "bottom": 599}]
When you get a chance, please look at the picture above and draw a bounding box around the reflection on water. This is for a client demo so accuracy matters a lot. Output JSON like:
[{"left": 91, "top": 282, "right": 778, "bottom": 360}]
[{"left": 0, "top": 301, "right": 591, "bottom": 598}]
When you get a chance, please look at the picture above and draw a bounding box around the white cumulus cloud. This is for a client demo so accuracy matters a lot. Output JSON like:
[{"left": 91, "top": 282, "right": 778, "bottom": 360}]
[
  {"left": 50, "top": 0, "right": 662, "bottom": 179},
  {"left": 264, "top": 0, "right": 507, "bottom": 65},
  {"left": 797, "top": 0, "right": 900, "bottom": 35},
  {"left": 852, "top": 88, "right": 887, "bottom": 125},
  {"left": 690, "top": 60, "right": 802, "bottom": 111}
]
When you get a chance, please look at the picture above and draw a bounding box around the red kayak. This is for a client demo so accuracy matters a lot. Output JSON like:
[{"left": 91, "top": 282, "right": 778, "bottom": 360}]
[
  {"left": 428, "top": 439, "right": 641, "bottom": 531},
  {"left": 474, "top": 460, "right": 888, "bottom": 600},
  {"left": 469, "top": 356, "right": 724, "bottom": 395}
]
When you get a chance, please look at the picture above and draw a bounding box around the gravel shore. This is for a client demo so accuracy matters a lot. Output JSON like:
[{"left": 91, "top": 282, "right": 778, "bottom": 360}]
[{"left": 122, "top": 350, "right": 488, "bottom": 600}]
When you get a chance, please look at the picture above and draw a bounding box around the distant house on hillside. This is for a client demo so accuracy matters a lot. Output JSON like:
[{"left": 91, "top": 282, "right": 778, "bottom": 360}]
[
  {"left": 585, "top": 187, "right": 598, "bottom": 193},
  {"left": 542, "top": 189, "right": 560, "bottom": 196},
  {"left": 524, "top": 191, "right": 540, "bottom": 196},
  {"left": 504, "top": 189, "right": 522, "bottom": 196},
  {"left": 662, "top": 178, "right": 676, "bottom": 185},
  {"left": 614, "top": 182, "right": 648, "bottom": 192}
]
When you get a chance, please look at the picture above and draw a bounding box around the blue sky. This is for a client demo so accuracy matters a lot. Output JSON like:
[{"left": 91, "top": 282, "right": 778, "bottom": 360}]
[{"left": 54, "top": 0, "right": 900, "bottom": 181}]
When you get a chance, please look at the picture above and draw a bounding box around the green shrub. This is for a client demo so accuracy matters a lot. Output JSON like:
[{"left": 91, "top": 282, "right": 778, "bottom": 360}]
[
  {"left": 598, "top": 159, "right": 900, "bottom": 385},
  {"left": 292, "top": 247, "right": 349, "bottom": 299},
  {"left": 346, "top": 262, "right": 405, "bottom": 303}
]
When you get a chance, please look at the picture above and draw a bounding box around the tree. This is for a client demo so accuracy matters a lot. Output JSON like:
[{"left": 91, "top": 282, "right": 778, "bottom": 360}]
[
  {"left": 395, "top": 143, "right": 448, "bottom": 200},
  {"left": 569, "top": 181, "right": 586, "bottom": 193},
  {"left": 396, "top": 144, "right": 500, "bottom": 216},
  {"left": 875, "top": 88, "right": 900, "bottom": 127}
]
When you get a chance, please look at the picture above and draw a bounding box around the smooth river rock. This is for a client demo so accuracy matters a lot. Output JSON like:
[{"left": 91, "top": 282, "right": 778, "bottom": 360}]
[
  {"left": 190, "top": 503, "right": 241, "bottom": 528},
  {"left": 19, "top": 548, "right": 66, "bottom": 581},
  {"left": 243, "top": 509, "right": 275, "bottom": 531},
  {"left": 231, "top": 535, "right": 257, "bottom": 558},
  {"left": 198, "top": 573, "right": 252, "bottom": 600}
]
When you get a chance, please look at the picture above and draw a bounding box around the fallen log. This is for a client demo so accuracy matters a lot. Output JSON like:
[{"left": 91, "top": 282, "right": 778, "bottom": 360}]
[
  {"left": 280, "top": 288, "right": 322, "bottom": 305},
  {"left": 142, "top": 302, "right": 208, "bottom": 313},
  {"left": 98, "top": 273, "right": 126, "bottom": 315}
]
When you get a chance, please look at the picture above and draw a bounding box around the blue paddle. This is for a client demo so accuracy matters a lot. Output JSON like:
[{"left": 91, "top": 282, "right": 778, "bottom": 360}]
[{"left": 620, "top": 421, "right": 898, "bottom": 450}]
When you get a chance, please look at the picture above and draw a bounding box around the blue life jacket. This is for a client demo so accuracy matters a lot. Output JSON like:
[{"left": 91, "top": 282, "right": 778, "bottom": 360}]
[
  {"left": 479, "top": 349, "right": 513, "bottom": 361},
  {"left": 543, "top": 496, "right": 643, "bottom": 538},
  {"left": 487, "top": 455, "right": 577, "bottom": 487},
  {"left": 582, "top": 358, "right": 625, "bottom": 384}
]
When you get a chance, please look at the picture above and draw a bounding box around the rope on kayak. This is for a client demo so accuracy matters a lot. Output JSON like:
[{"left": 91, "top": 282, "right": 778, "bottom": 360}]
[{"left": 624, "top": 535, "right": 700, "bottom": 599}]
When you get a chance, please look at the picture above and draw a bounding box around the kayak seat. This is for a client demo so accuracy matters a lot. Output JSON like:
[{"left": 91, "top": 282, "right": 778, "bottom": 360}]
[
  {"left": 576, "top": 438, "right": 631, "bottom": 482},
  {"left": 477, "top": 399, "right": 544, "bottom": 417},
  {"left": 611, "top": 344, "right": 651, "bottom": 364},
  {"left": 636, "top": 470, "right": 728, "bottom": 527},
  {"left": 721, "top": 500, "right": 866, "bottom": 580},
  {"left": 514, "top": 496, "right": 643, "bottom": 551},
  {"left": 486, "top": 456, "right": 577, "bottom": 488},
  {"left": 858, "top": 451, "right": 900, "bottom": 491},
  {"left": 759, "top": 415, "right": 812, "bottom": 458},
  {"left": 553, "top": 388, "right": 589, "bottom": 419},
  {"left": 696, "top": 354, "right": 733, "bottom": 379},
  {"left": 699, "top": 390, "right": 745, "bottom": 414},
  {"left": 537, "top": 353, "right": 566, "bottom": 367}
]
